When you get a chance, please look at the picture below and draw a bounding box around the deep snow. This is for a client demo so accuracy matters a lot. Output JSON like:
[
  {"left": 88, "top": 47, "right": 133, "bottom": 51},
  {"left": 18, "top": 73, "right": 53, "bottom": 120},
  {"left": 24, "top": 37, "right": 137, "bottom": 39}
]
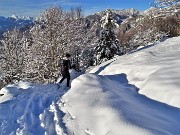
[{"left": 1, "top": 36, "right": 180, "bottom": 135}]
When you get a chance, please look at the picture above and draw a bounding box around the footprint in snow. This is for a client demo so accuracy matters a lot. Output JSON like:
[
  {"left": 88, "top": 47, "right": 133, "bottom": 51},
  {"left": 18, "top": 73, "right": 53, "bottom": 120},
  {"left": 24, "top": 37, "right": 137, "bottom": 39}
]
[{"left": 85, "top": 129, "right": 95, "bottom": 135}]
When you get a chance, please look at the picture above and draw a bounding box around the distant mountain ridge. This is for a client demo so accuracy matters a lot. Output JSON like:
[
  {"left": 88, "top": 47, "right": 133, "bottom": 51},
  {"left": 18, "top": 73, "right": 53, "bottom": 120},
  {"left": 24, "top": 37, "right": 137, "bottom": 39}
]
[
  {"left": 86, "top": 8, "right": 141, "bottom": 26},
  {"left": 95, "top": 8, "right": 140, "bottom": 17},
  {"left": 0, "top": 15, "right": 34, "bottom": 36},
  {"left": 0, "top": 8, "right": 140, "bottom": 35},
  {"left": 1, "top": 6, "right": 179, "bottom": 38}
]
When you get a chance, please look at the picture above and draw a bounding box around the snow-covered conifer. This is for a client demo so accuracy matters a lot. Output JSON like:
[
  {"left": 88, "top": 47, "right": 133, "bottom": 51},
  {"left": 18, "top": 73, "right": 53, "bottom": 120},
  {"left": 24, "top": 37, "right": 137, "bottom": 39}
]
[{"left": 94, "top": 9, "right": 120, "bottom": 65}]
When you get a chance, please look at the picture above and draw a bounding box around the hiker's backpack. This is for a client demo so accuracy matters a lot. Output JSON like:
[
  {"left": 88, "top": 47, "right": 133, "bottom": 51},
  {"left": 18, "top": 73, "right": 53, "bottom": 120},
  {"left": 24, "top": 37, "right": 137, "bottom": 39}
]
[{"left": 60, "top": 59, "right": 70, "bottom": 74}]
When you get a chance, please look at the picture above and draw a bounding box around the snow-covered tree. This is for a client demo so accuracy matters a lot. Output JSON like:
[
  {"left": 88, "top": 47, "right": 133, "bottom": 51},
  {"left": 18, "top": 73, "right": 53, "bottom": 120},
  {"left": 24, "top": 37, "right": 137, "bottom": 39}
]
[
  {"left": 27, "top": 6, "right": 86, "bottom": 83},
  {"left": 79, "top": 19, "right": 100, "bottom": 69},
  {"left": 28, "top": 6, "right": 65, "bottom": 83},
  {"left": 0, "top": 6, "right": 91, "bottom": 85},
  {"left": 94, "top": 9, "right": 120, "bottom": 65},
  {"left": 0, "top": 29, "right": 27, "bottom": 84}
]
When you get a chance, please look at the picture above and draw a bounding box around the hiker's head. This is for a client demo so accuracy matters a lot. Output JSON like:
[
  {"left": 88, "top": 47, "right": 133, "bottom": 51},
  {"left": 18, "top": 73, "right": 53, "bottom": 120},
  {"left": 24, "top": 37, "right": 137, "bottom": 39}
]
[{"left": 66, "top": 53, "right": 71, "bottom": 58}]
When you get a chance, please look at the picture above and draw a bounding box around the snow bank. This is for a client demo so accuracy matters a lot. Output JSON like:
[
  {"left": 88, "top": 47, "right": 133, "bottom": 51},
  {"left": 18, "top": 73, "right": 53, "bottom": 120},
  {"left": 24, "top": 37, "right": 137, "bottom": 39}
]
[{"left": 61, "top": 73, "right": 180, "bottom": 135}]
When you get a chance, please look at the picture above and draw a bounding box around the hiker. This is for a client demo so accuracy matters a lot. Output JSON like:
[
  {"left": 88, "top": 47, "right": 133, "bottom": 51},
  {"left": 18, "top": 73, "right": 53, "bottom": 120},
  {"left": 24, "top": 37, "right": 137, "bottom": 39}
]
[{"left": 58, "top": 53, "right": 71, "bottom": 88}]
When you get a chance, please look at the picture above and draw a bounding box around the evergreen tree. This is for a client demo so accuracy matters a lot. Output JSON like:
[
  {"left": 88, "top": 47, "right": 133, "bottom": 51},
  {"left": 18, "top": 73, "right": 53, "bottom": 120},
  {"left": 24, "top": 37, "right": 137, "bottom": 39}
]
[{"left": 94, "top": 9, "right": 120, "bottom": 65}]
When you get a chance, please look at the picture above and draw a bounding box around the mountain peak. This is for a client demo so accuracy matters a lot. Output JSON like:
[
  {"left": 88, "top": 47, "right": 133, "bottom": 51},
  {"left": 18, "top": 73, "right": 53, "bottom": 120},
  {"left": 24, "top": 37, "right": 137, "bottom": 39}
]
[
  {"left": 10, "top": 15, "right": 18, "bottom": 20},
  {"left": 94, "top": 8, "right": 140, "bottom": 16},
  {"left": 0, "top": 15, "right": 34, "bottom": 32}
]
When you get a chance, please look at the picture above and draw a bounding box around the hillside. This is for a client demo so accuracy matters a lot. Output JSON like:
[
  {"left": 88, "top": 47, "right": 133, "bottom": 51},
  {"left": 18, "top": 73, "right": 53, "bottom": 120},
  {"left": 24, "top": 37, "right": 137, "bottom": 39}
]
[
  {"left": 0, "top": 36, "right": 180, "bottom": 134},
  {"left": 87, "top": 8, "right": 140, "bottom": 24},
  {"left": 84, "top": 8, "right": 140, "bottom": 37}
]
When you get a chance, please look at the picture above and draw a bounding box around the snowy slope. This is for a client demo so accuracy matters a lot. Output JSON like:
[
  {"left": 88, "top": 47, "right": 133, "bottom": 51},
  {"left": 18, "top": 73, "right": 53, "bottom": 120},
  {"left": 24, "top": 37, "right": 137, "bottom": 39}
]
[
  {"left": 91, "top": 37, "right": 180, "bottom": 108},
  {"left": 0, "top": 37, "right": 180, "bottom": 135},
  {"left": 62, "top": 37, "right": 180, "bottom": 135}
]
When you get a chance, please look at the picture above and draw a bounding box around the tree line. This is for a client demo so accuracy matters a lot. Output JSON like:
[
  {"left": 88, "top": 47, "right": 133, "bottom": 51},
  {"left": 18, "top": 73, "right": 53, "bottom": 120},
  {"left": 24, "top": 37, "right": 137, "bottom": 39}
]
[{"left": 0, "top": 6, "right": 94, "bottom": 87}]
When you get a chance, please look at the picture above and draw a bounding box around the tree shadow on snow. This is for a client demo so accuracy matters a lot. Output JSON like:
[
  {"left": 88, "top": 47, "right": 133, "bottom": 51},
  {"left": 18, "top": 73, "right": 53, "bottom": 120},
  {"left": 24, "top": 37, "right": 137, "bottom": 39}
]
[
  {"left": 95, "top": 61, "right": 114, "bottom": 74},
  {"left": 129, "top": 38, "right": 168, "bottom": 54}
]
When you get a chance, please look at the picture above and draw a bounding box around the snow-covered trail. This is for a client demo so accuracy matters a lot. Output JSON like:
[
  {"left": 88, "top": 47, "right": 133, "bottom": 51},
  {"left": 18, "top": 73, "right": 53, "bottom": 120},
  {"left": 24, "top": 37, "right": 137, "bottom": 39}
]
[{"left": 0, "top": 82, "right": 67, "bottom": 135}]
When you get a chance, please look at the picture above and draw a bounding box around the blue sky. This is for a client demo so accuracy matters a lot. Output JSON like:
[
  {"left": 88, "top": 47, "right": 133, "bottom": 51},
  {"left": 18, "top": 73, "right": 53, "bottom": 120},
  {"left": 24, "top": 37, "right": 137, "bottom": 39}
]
[{"left": 0, "top": 0, "right": 155, "bottom": 17}]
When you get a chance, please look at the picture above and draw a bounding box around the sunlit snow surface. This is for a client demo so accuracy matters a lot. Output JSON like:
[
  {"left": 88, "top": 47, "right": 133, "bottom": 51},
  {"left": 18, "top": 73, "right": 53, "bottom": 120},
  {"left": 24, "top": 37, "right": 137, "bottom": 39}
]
[{"left": 1, "top": 37, "right": 180, "bottom": 135}]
